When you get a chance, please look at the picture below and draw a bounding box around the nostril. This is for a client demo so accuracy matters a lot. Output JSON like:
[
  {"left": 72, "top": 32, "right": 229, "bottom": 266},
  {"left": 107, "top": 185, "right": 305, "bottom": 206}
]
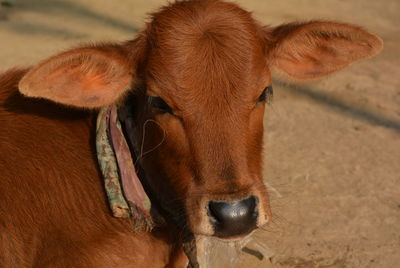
[
  {"left": 208, "top": 202, "right": 222, "bottom": 223},
  {"left": 208, "top": 196, "right": 258, "bottom": 238}
]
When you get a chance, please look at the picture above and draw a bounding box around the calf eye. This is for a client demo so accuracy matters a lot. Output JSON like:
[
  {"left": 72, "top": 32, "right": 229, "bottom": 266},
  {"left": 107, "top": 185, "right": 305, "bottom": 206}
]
[
  {"left": 257, "top": 85, "right": 273, "bottom": 104},
  {"left": 148, "top": 96, "right": 173, "bottom": 114}
]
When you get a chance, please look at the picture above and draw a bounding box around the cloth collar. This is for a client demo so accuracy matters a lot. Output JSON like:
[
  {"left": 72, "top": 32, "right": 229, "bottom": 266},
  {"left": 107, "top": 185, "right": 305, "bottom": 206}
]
[{"left": 96, "top": 105, "right": 153, "bottom": 231}]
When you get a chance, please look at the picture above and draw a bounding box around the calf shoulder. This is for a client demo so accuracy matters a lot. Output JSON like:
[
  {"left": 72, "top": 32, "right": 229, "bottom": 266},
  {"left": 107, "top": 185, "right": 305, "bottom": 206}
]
[{"left": 0, "top": 69, "right": 176, "bottom": 267}]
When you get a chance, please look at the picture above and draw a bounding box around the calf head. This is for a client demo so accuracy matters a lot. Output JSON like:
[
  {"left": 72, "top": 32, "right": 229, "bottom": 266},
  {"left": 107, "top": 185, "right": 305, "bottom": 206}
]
[{"left": 19, "top": 0, "right": 382, "bottom": 239}]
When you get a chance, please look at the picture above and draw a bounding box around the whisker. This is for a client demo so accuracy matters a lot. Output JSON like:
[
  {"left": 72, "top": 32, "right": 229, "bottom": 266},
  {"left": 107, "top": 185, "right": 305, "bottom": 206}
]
[{"left": 135, "top": 119, "right": 166, "bottom": 165}]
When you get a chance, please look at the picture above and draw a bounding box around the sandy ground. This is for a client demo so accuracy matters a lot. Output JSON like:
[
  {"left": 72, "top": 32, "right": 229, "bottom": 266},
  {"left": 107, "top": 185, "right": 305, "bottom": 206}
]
[{"left": 1, "top": 0, "right": 399, "bottom": 267}]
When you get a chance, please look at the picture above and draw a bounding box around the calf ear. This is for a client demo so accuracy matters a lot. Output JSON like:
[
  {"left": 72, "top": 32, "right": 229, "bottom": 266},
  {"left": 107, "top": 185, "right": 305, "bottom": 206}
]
[
  {"left": 266, "top": 21, "right": 383, "bottom": 79},
  {"left": 19, "top": 43, "right": 138, "bottom": 108}
]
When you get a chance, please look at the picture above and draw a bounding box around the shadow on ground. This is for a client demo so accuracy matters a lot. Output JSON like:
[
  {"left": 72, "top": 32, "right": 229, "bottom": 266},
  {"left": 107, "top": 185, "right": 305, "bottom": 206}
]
[
  {"left": 274, "top": 79, "right": 400, "bottom": 132},
  {"left": 1, "top": 0, "right": 138, "bottom": 38}
]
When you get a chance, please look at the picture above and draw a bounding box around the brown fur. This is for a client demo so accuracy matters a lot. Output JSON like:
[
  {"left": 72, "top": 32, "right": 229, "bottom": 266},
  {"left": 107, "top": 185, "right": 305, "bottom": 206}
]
[{"left": 0, "top": 0, "right": 382, "bottom": 267}]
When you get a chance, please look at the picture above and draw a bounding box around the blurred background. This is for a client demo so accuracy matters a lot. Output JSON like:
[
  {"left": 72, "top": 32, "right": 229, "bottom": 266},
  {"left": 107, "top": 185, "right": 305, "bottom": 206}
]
[{"left": 1, "top": 0, "right": 399, "bottom": 267}]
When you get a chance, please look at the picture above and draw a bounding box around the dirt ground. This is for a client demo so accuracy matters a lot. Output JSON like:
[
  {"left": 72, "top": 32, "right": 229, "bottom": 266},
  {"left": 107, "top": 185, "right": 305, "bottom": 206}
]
[{"left": 1, "top": 0, "right": 399, "bottom": 267}]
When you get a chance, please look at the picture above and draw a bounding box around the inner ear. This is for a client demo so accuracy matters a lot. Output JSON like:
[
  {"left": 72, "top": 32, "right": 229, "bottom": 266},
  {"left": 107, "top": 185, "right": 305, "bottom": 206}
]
[
  {"left": 266, "top": 21, "right": 383, "bottom": 79},
  {"left": 19, "top": 45, "right": 136, "bottom": 108}
]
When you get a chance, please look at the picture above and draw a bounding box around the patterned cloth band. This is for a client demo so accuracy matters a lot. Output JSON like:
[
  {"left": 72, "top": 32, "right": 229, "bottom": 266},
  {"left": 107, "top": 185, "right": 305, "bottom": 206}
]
[{"left": 96, "top": 105, "right": 153, "bottom": 232}]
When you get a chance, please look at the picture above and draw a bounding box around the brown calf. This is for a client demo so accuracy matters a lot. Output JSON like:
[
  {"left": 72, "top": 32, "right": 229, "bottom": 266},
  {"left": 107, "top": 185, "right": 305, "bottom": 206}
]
[{"left": 0, "top": 0, "right": 382, "bottom": 267}]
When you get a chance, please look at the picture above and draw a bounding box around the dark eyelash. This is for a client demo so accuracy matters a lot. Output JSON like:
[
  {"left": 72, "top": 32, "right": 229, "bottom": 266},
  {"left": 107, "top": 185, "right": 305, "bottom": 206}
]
[
  {"left": 257, "top": 85, "right": 273, "bottom": 104},
  {"left": 148, "top": 96, "right": 173, "bottom": 114}
]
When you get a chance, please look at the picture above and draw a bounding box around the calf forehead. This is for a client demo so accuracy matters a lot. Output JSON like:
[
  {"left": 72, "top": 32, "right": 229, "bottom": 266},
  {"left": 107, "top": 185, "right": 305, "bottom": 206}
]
[{"left": 146, "top": 0, "right": 267, "bottom": 108}]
